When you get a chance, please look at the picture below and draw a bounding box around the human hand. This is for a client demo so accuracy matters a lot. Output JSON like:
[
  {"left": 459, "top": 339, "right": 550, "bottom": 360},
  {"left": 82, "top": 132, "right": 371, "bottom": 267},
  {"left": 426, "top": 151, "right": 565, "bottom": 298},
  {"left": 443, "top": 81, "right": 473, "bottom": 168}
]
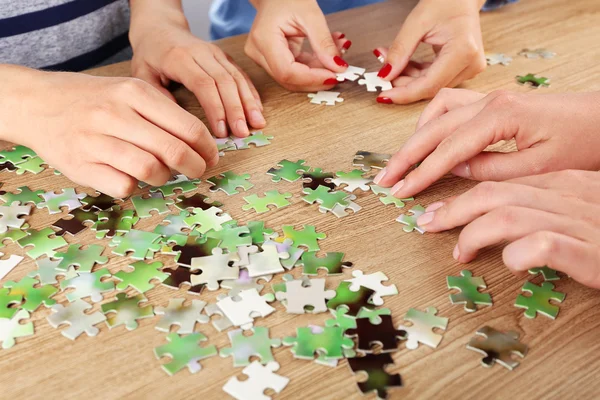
[
  {"left": 0, "top": 66, "right": 218, "bottom": 198},
  {"left": 245, "top": 0, "right": 352, "bottom": 91},
  {"left": 373, "top": 0, "right": 486, "bottom": 104},
  {"left": 414, "top": 170, "right": 600, "bottom": 288},
  {"left": 374, "top": 89, "right": 600, "bottom": 198},
  {"left": 129, "top": 1, "right": 264, "bottom": 138}
]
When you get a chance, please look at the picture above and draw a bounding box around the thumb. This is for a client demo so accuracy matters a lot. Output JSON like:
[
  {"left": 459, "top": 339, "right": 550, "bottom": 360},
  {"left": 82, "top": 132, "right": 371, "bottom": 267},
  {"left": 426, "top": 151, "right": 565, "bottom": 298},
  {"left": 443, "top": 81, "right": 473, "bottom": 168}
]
[
  {"left": 451, "top": 148, "right": 549, "bottom": 182},
  {"left": 378, "top": 16, "right": 425, "bottom": 80},
  {"left": 303, "top": 11, "right": 349, "bottom": 72},
  {"left": 133, "top": 67, "right": 176, "bottom": 102}
]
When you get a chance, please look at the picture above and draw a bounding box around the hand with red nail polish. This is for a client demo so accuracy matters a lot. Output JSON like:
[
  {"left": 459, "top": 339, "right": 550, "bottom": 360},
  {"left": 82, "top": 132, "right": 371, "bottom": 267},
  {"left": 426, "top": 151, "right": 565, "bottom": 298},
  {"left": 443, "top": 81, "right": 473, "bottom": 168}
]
[
  {"left": 374, "top": 0, "right": 487, "bottom": 104},
  {"left": 375, "top": 88, "right": 600, "bottom": 199},
  {"left": 245, "top": 0, "right": 349, "bottom": 92}
]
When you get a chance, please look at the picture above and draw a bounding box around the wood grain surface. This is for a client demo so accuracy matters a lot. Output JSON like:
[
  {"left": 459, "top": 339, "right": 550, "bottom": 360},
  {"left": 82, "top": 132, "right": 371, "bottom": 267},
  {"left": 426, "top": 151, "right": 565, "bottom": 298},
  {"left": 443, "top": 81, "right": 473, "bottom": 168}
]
[{"left": 2, "top": 0, "right": 600, "bottom": 398}]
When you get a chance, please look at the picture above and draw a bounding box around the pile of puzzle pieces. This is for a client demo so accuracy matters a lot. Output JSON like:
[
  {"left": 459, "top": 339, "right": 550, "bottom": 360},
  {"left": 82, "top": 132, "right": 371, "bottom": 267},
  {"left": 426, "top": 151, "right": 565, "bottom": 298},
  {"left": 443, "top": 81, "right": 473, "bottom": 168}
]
[{"left": 0, "top": 141, "right": 568, "bottom": 400}]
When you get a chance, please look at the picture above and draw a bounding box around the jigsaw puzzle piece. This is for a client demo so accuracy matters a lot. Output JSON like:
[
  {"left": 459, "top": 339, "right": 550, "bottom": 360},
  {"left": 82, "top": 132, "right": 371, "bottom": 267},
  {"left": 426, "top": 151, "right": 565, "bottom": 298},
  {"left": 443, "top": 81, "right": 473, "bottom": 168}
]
[
  {"left": 275, "top": 278, "right": 336, "bottom": 314},
  {"left": 348, "top": 353, "right": 402, "bottom": 399},
  {"left": 114, "top": 261, "right": 167, "bottom": 294},
  {"left": 398, "top": 306, "right": 448, "bottom": 350},
  {"left": 220, "top": 327, "right": 281, "bottom": 367},
  {"left": 298, "top": 251, "right": 352, "bottom": 276},
  {"left": 242, "top": 191, "right": 292, "bottom": 214},
  {"left": 466, "top": 326, "right": 528, "bottom": 370},
  {"left": 155, "top": 298, "right": 209, "bottom": 334},
  {"left": 514, "top": 281, "right": 565, "bottom": 319},
  {"left": 396, "top": 205, "right": 426, "bottom": 234},
  {"left": 47, "top": 300, "right": 106, "bottom": 340},
  {"left": 266, "top": 159, "right": 310, "bottom": 183},
  {"left": 154, "top": 332, "right": 217, "bottom": 376},
  {"left": 0, "top": 309, "right": 34, "bottom": 349},
  {"left": 101, "top": 293, "right": 154, "bottom": 331},
  {"left": 345, "top": 270, "right": 398, "bottom": 306},
  {"left": 307, "top": 91, "right": 344, "bottom": 105},
  {"left": 223, "top": 361, "right": 289, "bottom": 400}
]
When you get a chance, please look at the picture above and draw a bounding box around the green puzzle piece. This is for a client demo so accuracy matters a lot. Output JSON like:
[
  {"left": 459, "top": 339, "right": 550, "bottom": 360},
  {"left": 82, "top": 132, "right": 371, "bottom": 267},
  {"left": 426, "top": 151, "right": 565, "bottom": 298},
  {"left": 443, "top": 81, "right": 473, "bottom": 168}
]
[
  {"left": 114, "top": 261, "right": 167, "bottom": 293},
  {"left": 0, "top": 186, "right": 44, "bottom": 206},
  {"left": 247, "top": 221, "right": 274, "bottom": 245},
  {"left": 149, "top": 175, "right": 200, "bottom": 197},
  {"left": 327, "top": 281, "right": 375, "bottom": 316},
  {"left": 242, "top": 190, "right": 293, "bottom": 214},
  {"left": 515, "top": 281, "right": 565, "bottom": 319},
  {"left": 325, "top": 306, "right": 357, "bottom": 332},
  {"left": 447, "top": 270, "right": 492, "bottom": 312},
  {"left": 299, "top": 251, "right": 352, "bottom": 275},
  {"left": 233, "top": 131, "right": 274, "bottom": 149},
  {"left": 282, "top": 225, "right": 326, "bottom": 251},
  {"left": 154, "top": 333, "right": 217, "bottom": 376},
  {"left": 0, "top": 309, "right": 34, "bottom": 349},
  {"left": 370, "top": 185, "right": 413, "bottom": 208},
  {"left": 206, "top": 224, "right": 252, "bottom": 252},
  {"left": 3, "top": 277, "right": 57, "bottom": 312},
  {"left": 0, "top": 145, "right": 37, "bottom": 165},
  {"left": 54, "top": 244, "right": 108, "bottom": 273},
  {"left": 17, "top": 227, "right": 67, "bottom": 259},
  {"left": 184, "top": 207, "right": 232, "bottom": 234},
  {"left": 101, "top": 293, "right": 154, "bottom": 331},
  {"left": 109, "top": 230, "right": 163, "bottom": 260},
  {"left": 15, "top": 156, "right": 46, "bottom": 175},
  {"left": 528, "top": 266, "right": 560, "bottom": 281},
  {"left": 516, "top": 73, "right": 550, "bottom": 88},
  {"left": 0, "top": 227, "right": 29, "bottom": 248},
  {"left": 396, "top": 205, "right": 426, "bottom": 234},
  {"left": 220, "top": 327, "right": 281, "bottom": 367},
  {"left": 357, "top": 307, "right": 392, "bottom": 325},
  {"left": 153, "top": 211, "right": 190, "bottom": 237},
  {"left": 60, "top": 268, "right": 114, "bottom": 303},
  {"left": 0, "top": 288, "right": 22, "bottom": 318},
  {"left": 283, "top": 326, "right": 355, "bottom": 360},
  {"left": 131, "top": 193, "right": 174, "bottom": 218},
  {"left": 207, "top": 171, "right": 254, "bottom": 195},
  {"left": 266, "top": 159, "right": 310, "bottom": 183},
  {"left": 93, "top": 206, "right": 139, "bottom": 239},
  {"left": 302, "top": 186, "right": 350, "bottom": 211}
]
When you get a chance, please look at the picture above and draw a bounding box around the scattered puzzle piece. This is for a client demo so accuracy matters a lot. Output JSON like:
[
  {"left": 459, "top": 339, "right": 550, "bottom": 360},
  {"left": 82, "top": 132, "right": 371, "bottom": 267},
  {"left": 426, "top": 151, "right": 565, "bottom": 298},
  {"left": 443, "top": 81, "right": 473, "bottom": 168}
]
[
  {"left": 92, "top": 206, "right": 138, "bottom": 239},
  {"left": 518, "top": 48, "right": 556, "bottom": 59},
  {"left": 282, "top": 225, "right": 326, "bottom": 252},
  {"left": 0, "top": 288, "right": 21, "bottom": 319},
  {"left": 217, "top": 289, "right": 275, "bottom": 330},
  {"left": 467, "top": 326, "right": 528, "bottom": 370},
  {"left": 485, "top": 53, "right": 512, "bottom": 66},
  {"left": 174, "top": 193, "right": 223, "bottom": 212},
  {"left": 398, "top": 306, "right": 448, "bottom": 350},
  {"left": 221, "top": 270, "right": 272, "bottom": 297},
  {"left": 231, "top": 131, "right": 274, "bottom": 150},
  {"left": 3, "top": 276, "right": 57, "bottom": 311},
  {"left": 208, "top": 171, "right": 254, "bottom": 195},
  {"left": 190, "top": 248, "right": 240, "bottom": 291},
  {"left": 154, "top": 332, "right": 217, "bottom": 376},
  {"left": 245, "top": 243, "right": 288, "bottom": 277},
  {"left": 516, "top": 73, "right": 550, "bottom": 88},
  {"left": 266, "top": 159, "right": 310, "bottom": 183},
  {"left": 114, "top": 260, "right": 167, "bottom": 293},
  {"left": 109, "top": 229, "right": 162, "bottom": 260},
  {"left": 17, "top": 227, "right": 68, "bottom": 258},
  {"left": 299, "top": 251, "right": 352, "bottom": 275},
  {"left": 302, "top": 185, "right": 351, "bottom": 211},
  {"left": 301, "top": 168, "right": 335, "bottom": 191},
  {"left": 283, "top": 326, "right": 354, "bottom": 360},
  {"left": 0, "top": 186, "right": 44, "bottom": 206},
  {"left": 15, "top": 156, "right": 46, "bottom": 175},
  {"left": 54, "top": 244, "right": 108, "bottom": 274},
  {"left": 0, "top": 309, "right": 34, "bottom": 349},
  {"left": 447, "top": 270, "right": 492, "bottom": 312},
  {"left": 352, "top": 151, "right": 390, "bottom": 171},
  {"left": 346, "top": 315, "right": 406, "bottom": 353},
  {"left": 345, "top": 270, "right": 398, "bottom": 306},
  {"left": 528, "top": 266, "right": 560, "bottom": 281},
  {"left": 0, "top": 253, "right": 23, "bottom": 281},
  {"left": 60, "top": 268, "right": 114, "bottom": 303},
  {"left": 515, "top": 281, "right": 565, "bottom": 319},
  {"left": 37, "top": 188, "right": 86, "bottom": 214},
  {"left": 52, "top": 208, "right": 98, "bottom": 236},
  {"left": 47, "top": 300, "right": 106, "bottom": 340},
  {"left": 370, "top": 185, "right": 413, "bottom": 208},
  {"left": 275, "top": 278, "right": 336, "bottom": 314},
  {"left": 327, "top": 281, "right": 375, "bottom": 317},
  {"left": 131, "top": 193, "right": 174, "bottom": 218},
  {"left": 101, "top": 293, "right": 154, "bottom": 331},
  {"left": 155, "top": 298, "right": 209, "bottom": 334},
  {"left": 332, "top": 170, "right": 372, "bottom": 192},
  {"left": 242, "top": 190, "right": 293, "bottom": 214},
  {"left": 80, "top": 192, "right": 115, "bottom": 211},
  {"left": 347, "top": 353, "right": 402, "bottom": 399},
  {"left": 184, "top": 207, "right": 232, "bottom": 234},
  {"left": 0, "top": 145, "right": 37, "bottom": 165},
  {"left": 162, "top": 265, "right": 204, "bottom": 294},
  {"left": 220, "top": 326, "right": 281, "bottom": 367},
  {"left": 223, "top": 361, "right": 289, "bottom": 400},
  {"left": 0, "top": 203, "right": 31, "bottom": 233},
  {"left": 308, "top": 91, "right": 344, "bottom": 105},
  {"left": 206, "top": 224, "right": 252, "bottom": 252},
  {"left": 149, "top": 174, "right": 200, "bottom": 197}
]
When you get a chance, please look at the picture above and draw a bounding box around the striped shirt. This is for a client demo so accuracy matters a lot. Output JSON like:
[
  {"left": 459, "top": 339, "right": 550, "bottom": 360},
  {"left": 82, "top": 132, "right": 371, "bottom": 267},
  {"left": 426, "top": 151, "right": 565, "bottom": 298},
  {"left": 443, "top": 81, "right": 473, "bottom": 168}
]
[{"left": 0, "top": 0, "right": 131, "bottom": 72}]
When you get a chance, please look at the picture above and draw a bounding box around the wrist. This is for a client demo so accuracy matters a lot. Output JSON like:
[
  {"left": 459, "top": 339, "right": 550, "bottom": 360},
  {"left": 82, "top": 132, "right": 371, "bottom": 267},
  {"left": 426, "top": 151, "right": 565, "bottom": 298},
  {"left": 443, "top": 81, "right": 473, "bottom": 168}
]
[{"left": 129, "top": 0, "right": 189, "bottom": 48}]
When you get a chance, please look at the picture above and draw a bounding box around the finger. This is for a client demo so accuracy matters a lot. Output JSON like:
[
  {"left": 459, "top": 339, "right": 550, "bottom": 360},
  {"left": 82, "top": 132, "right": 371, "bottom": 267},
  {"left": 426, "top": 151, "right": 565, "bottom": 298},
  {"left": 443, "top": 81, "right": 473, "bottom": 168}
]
[
  {"left": 133, "top": 66, "right": 176, "bottom": 102},
  {"left": 503, "top": 231, "right": 600, "bottom": 288},
  {"left": 506, "top": 170, "right": 600, "bottom": 197},
  {"left": 225, "top": 53, "right": 263, "bottom": 111},
  {"left": 418, "top": 180, "right": 594, "bottom": 233},
  {"left": 198, "top": 57, "right": 251, "bottom": 138},
  {"left": 416, "top": 88, "right": 486, "bottom": 130},
  {"left": 374, "top": 98, "right": 487, "bottom": 188},
  {"left": 455, "top": 206, "right": 599, "bottom": 263},
  {"left": 377, "top": 16, "right": 425, "bottom": 81},
  {"left": 301, "top": 11, "right": 348, "bottom": 71},
  {"left": 71, "top": 162, "right": 137, "bottom": 199},
  {"left": 161, "top": 54, "right": 228, "bottom": 139}
]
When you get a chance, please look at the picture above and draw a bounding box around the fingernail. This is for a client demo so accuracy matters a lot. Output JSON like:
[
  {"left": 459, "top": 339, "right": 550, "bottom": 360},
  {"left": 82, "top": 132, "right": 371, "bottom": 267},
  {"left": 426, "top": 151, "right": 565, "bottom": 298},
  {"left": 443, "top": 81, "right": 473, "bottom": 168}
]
[
  {"left": 453, "top": 244, "right": 461, "bottom": 261},
  {"left": 377, "top": 97, "right": 393, "bottom": 104},
  {"left": 374, "top": 168, "right": 387, "bottom": 184},
  {"left": 378, "top": 63, "right": 392, "bottom": 78},
  {"left": 339, "top": 33, "right": 346, "bottom": 39},
  {"left": 236, "top": 119, "right": 249, "bottom": 137},
  {"left": 323, "top": 78, "right": 338, "bottom": 85},
  {"left": 426, "top": 202, "right": 445, "bottom": 212},
  {"left": 217, "top": 120, "right": 227, "bottom": 137},
  {"left": 333, "top": 56, "right": 349, "bottom": 67},
  {"left": 250, "top": 110, "right": 266, "bottom": 126},
  {"left": 391, "top": 179, "right": 405, "bottom": 195},
  {"left": 373, "top": 49, "right": 382, "bottom": 58},
  {"left": 417, "top": 212, "right": 434, "bottom": 226},
  {"left": 342, "top": 40, "right": 352, "bottom": 51},
  {"left": 451, "top": 162, "right": 471, "bottom": 178}
]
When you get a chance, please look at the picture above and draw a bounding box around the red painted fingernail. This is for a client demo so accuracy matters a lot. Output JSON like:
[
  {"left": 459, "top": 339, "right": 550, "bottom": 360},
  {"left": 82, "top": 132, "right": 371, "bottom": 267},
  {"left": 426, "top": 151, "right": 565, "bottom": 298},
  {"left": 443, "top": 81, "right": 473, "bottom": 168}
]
[
  {"left": 333, "top": 56, "right": 349, "bottom": 67},
  {"left": 323, "top": 78, "right": 338, "bottom": 85},
  {"left": 342, "top": 40, "right": 352, "bottom": 51},
  {"left": 373, "top": 49, "right": 382, "bottom": 57},
  {"left": 339, "top": 33, "right": 346, "bottom": 39},
  {"left": 377, "top": 97, "right": 393, "bottom": 104},
  {"left": 378, "top": 63, "right": 392, "bottom": 78}
]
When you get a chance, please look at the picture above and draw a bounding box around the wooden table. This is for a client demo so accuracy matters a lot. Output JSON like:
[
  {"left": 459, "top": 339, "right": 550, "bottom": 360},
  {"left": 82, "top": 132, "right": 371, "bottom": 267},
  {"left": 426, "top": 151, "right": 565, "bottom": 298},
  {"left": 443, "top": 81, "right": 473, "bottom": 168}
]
[{"left": 2, "top": 0, "right": 600, "bottom": 398}]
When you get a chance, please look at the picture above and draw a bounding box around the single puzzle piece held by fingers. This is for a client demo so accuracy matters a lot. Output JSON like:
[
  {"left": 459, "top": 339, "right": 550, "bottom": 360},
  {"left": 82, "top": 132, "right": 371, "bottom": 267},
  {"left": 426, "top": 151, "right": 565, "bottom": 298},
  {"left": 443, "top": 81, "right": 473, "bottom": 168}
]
[
  {"left": 466, "top": 326, "right": 528, "bottom": 370},
  {"left": 398, "top": 306, "right": 448, "bottom": 350},
  {"left": 307, "top": 91, "right": 344, "bottom": 105},
  {"left": 223, "top": 361, "right": 289, "bottom": 400},
  {"left": 154, "top": 332, "right": 217, "bottom": 376},
  {"left": 114, "top": 260, "right": 167, "bottom": 294},
  {"left": 336, "top": 65, "right": 366, "bottom": 82},
  {"left": 207, "top": 171, "right": 254, "bottom": 195},
  {"left": 155, "top": 298, "right": 209, "bottom": 334},
  {"left": 347, "top": 353, "right": 402, "bottom": 400},
  {"left": 0, "top": 309, "right": 34, "bottom": 349},
  {"left": 352, "top": 151, "right": 390, "bottom": 172},
  {"left": 396, "top": 205, "right": 426, "bottom": 234},
  {"left": 358, "top": 72, "right": 393, "bottom": 92},
  {"left": 345, "top": 270, "right": 398, "bottom": 306},
  {"left": 242, "top": 191, "right": 292, "bottom": 214},
  {"left": 370, "top": 185, "right": 413, "bottom": 208},
  {"left": 266, "top": 159, "right": 310, "bottom": 183},
  {"left": 514, "top": 281, "right": 565, "bottom": 319},
  {"left": 298, "top": 251, "right": 353, "bottom": 276},
  {"left": 101, "top": 293, "right": 154, "bottom": 331},
  {"left": 447, "top": 270, "right": 492, "bottom": 312},
  {"left": 220, "top": 326, "right": 281, "bottom": 367},
  {"left": 516, "top": 73, "right": 550, "bottom": 88},
  {"left": 37, "top": 188, "right": 86, "bottom": 214},
  {"left": 47, "top": 300, "right": 106, "bottom": 340},
  {"left": 528, "top": 266, "right": 560, "bottom": 281}
]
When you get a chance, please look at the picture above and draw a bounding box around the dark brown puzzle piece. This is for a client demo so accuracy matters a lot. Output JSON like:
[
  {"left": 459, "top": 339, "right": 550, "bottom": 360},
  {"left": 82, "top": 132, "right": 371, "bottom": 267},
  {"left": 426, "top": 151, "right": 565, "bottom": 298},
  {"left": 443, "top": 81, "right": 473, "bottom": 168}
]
[
  {"left": 172, "top": 236, "right": 220, "bottom": 266},
  {"left": 301, "top": 171, "right": 335, "bottom": 191},
  {"left": 174, "top": 194, "right": 223, "bottom": 212},
  {"left": 162, "top": 266, "right": 204, "bottom": 294},
  {"left": 346, "top": 316, "right": 407, "bottom": 353},
  {"left": 52, "top": 209, "right": 98, "bottom": 236},
  {"left": 0, "top": 162, "right": 16, "bottom": 172},
  {"left": 348, "top": 353, "right": 402, "bottom": 399},
  {"left": 81, "top": 192, "right": 116, "bottom": 211}
]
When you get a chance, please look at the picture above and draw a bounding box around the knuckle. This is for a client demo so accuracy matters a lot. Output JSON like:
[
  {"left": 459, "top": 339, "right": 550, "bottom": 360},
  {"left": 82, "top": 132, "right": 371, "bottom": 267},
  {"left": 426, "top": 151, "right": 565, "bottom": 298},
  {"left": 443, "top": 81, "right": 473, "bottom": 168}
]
[
  {"left": 487, "top": 90, "right": 519, "bottom": 110},
  {"left": 136, "top": 159, "right": 158, "bottom": 182},
  {"left": 214, "top": 72, "right": 236, "bottom": 85},
  {"left": 185, "top": 118, "right": 208, "bottom": 139},
  {"left": 87, "top": 103, "right": 116, "bottom": 125},
  {"left": 163, "top": 141, "right": 188, "bottom": 167},
  {"left": 116, "top": 78, "right": 148, "bottom": 97},
  {"left": 532, "top": 231, "right": 559, "bottom": 259},
  {"left": 191, "top": 75, "right": 217, "bottom": 90},
  {"left": 318, "top": 36, "right": 337, "bottom": 52},
  {"left": 437, "top": 135, "right": 457, "bottom": 153},
  {"left": 277, "top": 69, "right": 295, "bottom": 85}
]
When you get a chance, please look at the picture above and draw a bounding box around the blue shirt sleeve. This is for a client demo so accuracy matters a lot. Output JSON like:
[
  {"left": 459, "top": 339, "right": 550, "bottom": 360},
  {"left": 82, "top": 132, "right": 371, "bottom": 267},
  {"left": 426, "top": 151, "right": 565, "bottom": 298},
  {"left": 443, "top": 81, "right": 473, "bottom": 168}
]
[{"left": 482, "top": 0, "right": 519, "bottom": 11}]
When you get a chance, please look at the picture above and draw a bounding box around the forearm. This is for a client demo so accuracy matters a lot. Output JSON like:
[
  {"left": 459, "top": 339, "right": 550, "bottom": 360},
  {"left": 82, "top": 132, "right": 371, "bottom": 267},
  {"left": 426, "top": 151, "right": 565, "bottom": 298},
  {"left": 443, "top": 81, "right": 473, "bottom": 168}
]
[{"left": 129, "top": 0, "right": 190, "bottom": 46}]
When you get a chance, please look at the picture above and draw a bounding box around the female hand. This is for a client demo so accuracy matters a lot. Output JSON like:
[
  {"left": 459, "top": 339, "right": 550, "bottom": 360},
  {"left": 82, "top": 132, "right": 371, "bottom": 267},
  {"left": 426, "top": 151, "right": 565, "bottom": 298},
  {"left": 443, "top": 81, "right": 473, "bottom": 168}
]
[
  {"left": 374, "top": 89, "right": 600, "bottom": 198},
  {"left": 244, "top": 0, "right": 352, "bottom": 92},
  {"left": 374, "top": 0, "right": 486, "bottom": 104},
  {"left": 0, "top": 66, "right": 218, "bottom": 198},
  {"left": 415, "top": 170, "right": 600, "bottom": 288},
  {"left": 129, "top": 1, "right": 265, "bottom": 138}
]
